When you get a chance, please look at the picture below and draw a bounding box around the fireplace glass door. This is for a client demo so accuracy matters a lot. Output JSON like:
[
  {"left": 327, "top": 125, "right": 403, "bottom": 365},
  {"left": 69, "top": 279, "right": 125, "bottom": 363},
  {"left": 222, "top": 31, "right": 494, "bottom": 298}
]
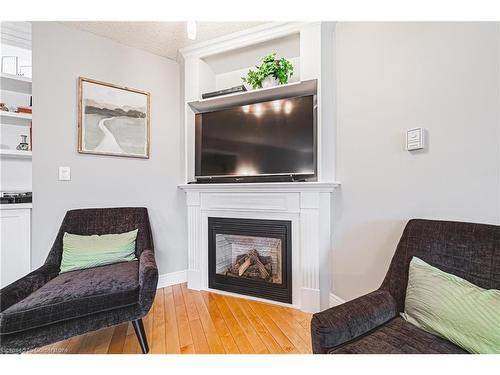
[{"left": 208, "top": 217, "right": 292, "bottom": 303}]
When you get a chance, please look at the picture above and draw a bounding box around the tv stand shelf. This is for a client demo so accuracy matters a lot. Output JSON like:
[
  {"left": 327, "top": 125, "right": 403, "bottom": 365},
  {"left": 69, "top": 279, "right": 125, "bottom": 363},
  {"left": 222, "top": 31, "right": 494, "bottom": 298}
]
[{"left": 188, "top": 79, "right": 317, "bottom": 113}]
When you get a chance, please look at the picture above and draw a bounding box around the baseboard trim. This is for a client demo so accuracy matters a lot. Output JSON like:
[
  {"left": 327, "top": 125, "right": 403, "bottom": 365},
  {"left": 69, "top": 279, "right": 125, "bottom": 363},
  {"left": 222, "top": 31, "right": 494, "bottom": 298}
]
[
  {"left": 157, "top": 270, "right": 187, "bottom": 289},
  {"left": 329, "top": 293, "right": 346, "bottom": 307}
]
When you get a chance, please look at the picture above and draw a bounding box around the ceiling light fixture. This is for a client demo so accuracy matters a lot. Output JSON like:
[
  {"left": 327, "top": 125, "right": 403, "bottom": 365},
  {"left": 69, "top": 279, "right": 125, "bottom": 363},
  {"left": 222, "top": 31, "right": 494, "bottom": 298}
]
[{"left": 187, "top": 21, "right": 197, "bottom": 40}]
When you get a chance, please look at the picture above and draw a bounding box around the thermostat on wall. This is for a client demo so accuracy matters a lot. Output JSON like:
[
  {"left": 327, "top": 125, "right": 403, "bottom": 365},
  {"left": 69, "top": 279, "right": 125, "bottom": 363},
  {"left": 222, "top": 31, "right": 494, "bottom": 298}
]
[{"left": 406, "top": 127, "right": 425, "bottom": 151}]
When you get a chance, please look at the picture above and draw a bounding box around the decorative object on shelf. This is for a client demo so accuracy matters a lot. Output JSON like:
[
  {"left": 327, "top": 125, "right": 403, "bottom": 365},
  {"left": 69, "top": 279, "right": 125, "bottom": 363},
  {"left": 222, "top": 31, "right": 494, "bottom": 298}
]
[
  {"left": 16, "top": 106, "right": 32, "bottom": 114},
  {"left": 242, "top": 53, "right": 294, "bottom": 90},
  {"left": 18, "top": 65, "right": 32, "bottom": 77},
  {"left": 78, "top": 77, "right": 150, "bottom": 158},
  {"left": 16, "top": 135, "right": 29, "bottom": 151},
  {"left": 261, "top": 76, "right": 279, "bottom": 89},
  {"left": 0, "top": 191, "right": 32, "bottom": 204},
  {"left": 1, "top": 56, "right": 19, "bottom": 75},
  {"left": 0, "top": 103, "right": 8, "bottom": 112},
  {"left": 202, "top": 85, "right": 247, "bottom": 99}
]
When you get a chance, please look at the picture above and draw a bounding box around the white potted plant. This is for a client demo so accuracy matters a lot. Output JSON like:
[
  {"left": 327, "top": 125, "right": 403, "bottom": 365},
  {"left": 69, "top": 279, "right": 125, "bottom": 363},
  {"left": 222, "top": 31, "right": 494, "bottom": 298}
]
[{"left": 242, "top": 53, "right": 294, "bottom": 90}]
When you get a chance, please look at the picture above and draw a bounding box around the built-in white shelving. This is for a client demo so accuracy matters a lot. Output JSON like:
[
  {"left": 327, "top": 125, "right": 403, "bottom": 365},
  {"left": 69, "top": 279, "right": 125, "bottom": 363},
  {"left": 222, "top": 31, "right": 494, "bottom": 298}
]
[
  {"left": 0, "top": 149, "right": 32, "bottom": 159},
  {"left": 181, "top": 22, "right": 336, "bottom": 183},
  {"left": 0, "top": 73, "right": 32, "bottom": 94},
  {"left": 188, "top": 79, "right": 317, "bottom": 113},
  {"left": 1, "top": 23, "right": 33, "bottom": 287},
  {"left": 0, "top": 111, "right": 32, "bottom": 121},
  {"left": 0, "top": 203, "right": 32, "bottom": 210}
]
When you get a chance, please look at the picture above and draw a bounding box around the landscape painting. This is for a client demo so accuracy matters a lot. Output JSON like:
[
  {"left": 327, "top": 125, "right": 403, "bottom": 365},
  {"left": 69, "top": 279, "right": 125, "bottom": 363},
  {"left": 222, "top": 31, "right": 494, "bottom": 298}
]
[{"left": 78, "top": 77, "right": 150, "bottom": 158}]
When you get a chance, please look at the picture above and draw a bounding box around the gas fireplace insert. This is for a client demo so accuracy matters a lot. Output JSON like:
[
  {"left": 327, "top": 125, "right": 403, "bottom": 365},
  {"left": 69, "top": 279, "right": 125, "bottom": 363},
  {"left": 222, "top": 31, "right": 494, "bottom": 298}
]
[{"left": 208, "top": 217, "right": 292, "bottom": 303}]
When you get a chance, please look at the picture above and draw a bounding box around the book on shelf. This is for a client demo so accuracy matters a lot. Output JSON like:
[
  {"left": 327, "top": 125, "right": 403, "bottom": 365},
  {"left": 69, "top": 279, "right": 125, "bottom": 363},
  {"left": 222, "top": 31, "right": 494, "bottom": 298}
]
[{"left": 16, "top": 106, "right": 32, "bottom": 114}]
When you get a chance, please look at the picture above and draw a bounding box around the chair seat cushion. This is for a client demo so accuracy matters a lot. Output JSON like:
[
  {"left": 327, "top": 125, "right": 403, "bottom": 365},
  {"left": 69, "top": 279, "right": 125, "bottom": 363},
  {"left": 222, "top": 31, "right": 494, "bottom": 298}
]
[
  {"left": 329, "top": 317, "right": 467, "bottom": 354},
  {"left": 0, "top": 261, "right": 139, "bottom": 335}
]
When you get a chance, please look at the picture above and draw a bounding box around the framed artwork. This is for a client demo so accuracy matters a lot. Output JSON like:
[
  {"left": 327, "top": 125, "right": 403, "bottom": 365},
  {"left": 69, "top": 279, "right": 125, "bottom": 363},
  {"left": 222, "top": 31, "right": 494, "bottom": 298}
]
[{"left": 78, "top": 77, "right": 150, "bottom": 158}]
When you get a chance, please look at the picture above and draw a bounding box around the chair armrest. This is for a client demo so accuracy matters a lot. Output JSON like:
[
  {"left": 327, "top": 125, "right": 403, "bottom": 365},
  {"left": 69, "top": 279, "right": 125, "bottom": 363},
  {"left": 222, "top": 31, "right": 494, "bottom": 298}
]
[
  {"left": 137, "top": 249, "right": 158, "bottom": 315},
  {"left": 0, "top": 264, "right": 60, "bottom": 312},
  {"left": 311, "top": 289, "right": 398, "bottom": 353}
]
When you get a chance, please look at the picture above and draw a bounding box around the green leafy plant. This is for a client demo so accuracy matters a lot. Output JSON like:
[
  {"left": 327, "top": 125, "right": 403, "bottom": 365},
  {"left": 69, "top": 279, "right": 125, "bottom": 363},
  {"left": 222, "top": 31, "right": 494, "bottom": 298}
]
[{"left": 242, "top": 53, "right": 294, "bottom": 89}]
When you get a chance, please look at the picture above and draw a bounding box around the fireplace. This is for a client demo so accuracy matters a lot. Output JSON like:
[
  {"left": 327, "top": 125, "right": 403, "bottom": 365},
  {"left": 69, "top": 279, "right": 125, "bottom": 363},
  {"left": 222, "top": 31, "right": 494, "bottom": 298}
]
[{"left": 208, "top": 217, "right": 292, "bottom": 303}]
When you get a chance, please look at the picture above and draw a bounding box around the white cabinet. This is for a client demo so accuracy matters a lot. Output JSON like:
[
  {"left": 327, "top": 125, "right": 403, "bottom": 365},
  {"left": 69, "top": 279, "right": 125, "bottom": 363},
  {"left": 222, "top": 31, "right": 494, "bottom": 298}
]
[{"left": 0, "top": 205, "right": 31, "bottom": 287}]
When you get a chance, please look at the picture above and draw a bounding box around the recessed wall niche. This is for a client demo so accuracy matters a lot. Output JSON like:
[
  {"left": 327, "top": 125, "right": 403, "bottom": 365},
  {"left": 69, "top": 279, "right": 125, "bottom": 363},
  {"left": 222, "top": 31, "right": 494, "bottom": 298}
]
[{"left": 200, "top": 33, "right": 301, "bottom": 92}]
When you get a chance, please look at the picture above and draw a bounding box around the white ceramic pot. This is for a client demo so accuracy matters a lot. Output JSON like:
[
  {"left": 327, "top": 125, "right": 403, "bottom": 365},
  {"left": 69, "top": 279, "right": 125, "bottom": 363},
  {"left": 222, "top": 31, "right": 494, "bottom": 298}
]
[{"left": 261, "top": 76, "right": 279, "bottom": 88}]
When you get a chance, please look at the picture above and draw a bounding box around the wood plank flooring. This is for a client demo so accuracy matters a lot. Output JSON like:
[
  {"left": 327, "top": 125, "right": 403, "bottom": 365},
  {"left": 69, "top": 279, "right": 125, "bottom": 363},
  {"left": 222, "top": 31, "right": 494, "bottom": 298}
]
[{"left": 33, "top": 283, "right": 312, "bottom": 354}]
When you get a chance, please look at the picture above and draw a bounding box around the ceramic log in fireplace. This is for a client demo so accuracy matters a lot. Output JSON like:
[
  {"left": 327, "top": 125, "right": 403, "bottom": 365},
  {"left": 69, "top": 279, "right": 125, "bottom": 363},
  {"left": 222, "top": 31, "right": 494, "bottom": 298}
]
[{"left": 208, "top": 217, "right": 292, "bottom": 303}]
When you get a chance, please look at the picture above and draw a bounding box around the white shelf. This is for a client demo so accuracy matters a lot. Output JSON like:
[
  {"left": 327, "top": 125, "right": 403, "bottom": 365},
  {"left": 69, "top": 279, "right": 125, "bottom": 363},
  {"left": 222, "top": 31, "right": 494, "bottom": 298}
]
[
  {"left": 188, "top": 79, "right": 317, "bottom": 113},
  {"left": 0, "top": 149, "right": 32, "bottom": 159},
  {"left": 0, "top": 203, "right": 32, "bottom": 210},
  {"left": 0, "top": 111, "right": 32, "bottom": 121},
  {"left": 0, "top": 73, "right": 32, "bottom": 94}
]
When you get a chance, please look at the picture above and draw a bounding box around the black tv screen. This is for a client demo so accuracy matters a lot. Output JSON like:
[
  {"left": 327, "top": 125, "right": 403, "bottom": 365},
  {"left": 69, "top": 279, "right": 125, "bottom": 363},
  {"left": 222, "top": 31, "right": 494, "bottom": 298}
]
[{"left": 195, "top": 95, "right": 315, "bottom": 179}]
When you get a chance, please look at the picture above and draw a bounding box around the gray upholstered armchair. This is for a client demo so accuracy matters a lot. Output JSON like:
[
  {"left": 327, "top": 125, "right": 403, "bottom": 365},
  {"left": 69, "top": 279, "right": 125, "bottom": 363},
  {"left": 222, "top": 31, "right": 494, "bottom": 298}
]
[
  {"left": 0, "top": 207, "right": 158, "bottom": 354},
  {"left": 311, "top": 219, "right": 500, "bottom": 354}
]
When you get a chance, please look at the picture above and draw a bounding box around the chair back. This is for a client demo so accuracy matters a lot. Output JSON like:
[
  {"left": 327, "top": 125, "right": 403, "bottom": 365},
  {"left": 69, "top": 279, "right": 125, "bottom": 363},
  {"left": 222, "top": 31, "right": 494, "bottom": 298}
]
[
  {"left": 45, "top": 207, "right": 153, "bottom": 266},
  {"left": 381, "top": 219, "right": 500, "bottom": 311}
]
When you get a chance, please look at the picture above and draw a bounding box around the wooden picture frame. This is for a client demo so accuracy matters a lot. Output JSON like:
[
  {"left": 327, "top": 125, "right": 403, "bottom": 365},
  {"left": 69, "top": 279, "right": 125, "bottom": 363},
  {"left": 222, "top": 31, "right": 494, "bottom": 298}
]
[{"left": 78, "top": 77, "right": 150, "bottom": 158}]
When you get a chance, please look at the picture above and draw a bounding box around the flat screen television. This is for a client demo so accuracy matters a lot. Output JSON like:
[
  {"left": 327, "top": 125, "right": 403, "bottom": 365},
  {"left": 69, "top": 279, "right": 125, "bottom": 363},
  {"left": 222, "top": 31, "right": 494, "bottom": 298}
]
[{"left": 195, "top": 95, "right": 316, "bottom": 181}]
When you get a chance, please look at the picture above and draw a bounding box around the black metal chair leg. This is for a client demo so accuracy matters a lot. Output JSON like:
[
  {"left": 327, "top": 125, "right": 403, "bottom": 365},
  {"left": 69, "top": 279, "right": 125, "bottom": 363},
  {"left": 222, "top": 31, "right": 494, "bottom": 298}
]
[{"left": 132, "top": 319, "right": 149, "bottom": 354}]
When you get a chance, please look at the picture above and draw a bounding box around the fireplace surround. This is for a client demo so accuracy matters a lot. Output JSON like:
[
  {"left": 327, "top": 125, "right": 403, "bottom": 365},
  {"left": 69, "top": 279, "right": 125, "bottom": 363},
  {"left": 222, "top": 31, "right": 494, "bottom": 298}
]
[
  {"left": 208, "top": 217, "right": 292, "bottom": 303},
  {"left": 179, "top": 181, "right": 339, "bottom": 312}
]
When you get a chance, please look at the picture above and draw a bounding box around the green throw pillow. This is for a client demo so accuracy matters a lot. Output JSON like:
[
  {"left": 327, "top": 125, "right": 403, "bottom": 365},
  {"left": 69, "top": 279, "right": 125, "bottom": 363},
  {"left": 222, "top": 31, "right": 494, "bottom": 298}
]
[
  {"left": 402, "top": 256, "right": 500, "bottom": 354},
  {"left": 60, "top": 229, "right": 138, "bottom": 273}
]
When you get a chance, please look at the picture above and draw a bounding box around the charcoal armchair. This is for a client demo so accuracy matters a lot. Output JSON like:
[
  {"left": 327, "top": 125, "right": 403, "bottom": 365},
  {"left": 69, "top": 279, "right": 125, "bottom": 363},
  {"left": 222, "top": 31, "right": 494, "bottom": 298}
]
[
  {"left": 311, "top": 219, "right": 500, "bottom": 354},
  {"left": 0, "top": 207, "right": 158, "bottom": 354}
]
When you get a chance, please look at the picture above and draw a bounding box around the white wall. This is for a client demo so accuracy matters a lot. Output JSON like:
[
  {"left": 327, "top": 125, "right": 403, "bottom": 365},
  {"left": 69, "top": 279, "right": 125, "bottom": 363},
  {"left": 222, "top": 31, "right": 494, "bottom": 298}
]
[
  {"left": 333, "top": 22, "right": 500, "bottom": 300},
  {"left": 31, "top": 22, "right": 187, "bottom": 275}
]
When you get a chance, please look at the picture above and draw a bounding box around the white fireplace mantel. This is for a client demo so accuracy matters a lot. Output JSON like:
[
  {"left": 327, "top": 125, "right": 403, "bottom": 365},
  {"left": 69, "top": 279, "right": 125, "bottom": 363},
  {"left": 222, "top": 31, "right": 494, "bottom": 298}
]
[
  {"left": 178, "top": 22, "right": 338, "bottom": 312},
  {"left": 179, "top": 181, "right": 339, "bottom": 312},
  {"left": 178, "top": 181, "right": 338, "bottom": 193}
]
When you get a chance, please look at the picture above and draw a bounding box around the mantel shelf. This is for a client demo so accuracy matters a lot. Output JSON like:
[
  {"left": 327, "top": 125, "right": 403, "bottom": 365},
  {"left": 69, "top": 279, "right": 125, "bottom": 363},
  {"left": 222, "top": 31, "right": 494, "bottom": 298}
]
[
  {"left": 188, "top": 79, "right": 317, "bottom": 113},
  {"left": 178, "top": 181, "right": 340, "bottom": 193}
]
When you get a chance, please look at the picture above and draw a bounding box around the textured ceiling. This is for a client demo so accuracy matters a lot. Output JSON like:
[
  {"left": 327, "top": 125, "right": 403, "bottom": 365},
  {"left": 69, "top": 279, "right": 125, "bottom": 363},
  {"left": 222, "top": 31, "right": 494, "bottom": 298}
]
[{"left": 63, "top": 22, "right": 267, "bottom": 60}]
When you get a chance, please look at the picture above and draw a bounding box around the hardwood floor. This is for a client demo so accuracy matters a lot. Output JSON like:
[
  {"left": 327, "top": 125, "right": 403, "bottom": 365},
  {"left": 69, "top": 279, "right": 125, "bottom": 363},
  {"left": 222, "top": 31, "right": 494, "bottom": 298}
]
[{"left": 33, "top": 283, "right": 313, "bottom": 354}]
